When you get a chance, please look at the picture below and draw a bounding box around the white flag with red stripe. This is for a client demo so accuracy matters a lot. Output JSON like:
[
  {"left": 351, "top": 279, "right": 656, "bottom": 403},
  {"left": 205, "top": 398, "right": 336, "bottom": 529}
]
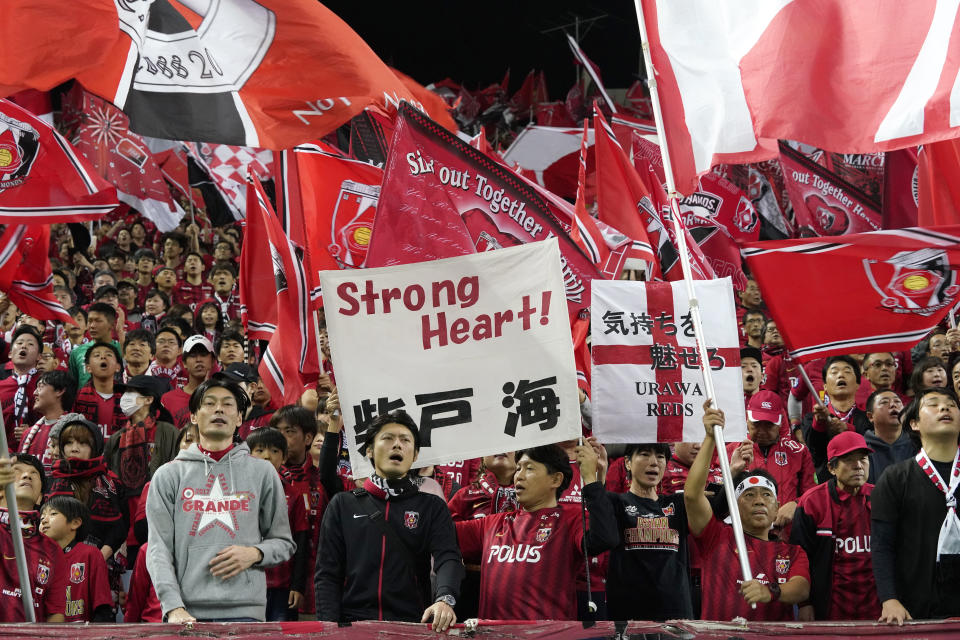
[
  {"left": 640, "top": 0, "right": 960, "bottom": 194},
  {"left": 591, "top": 278, "right": 745, "bottom": 443}
]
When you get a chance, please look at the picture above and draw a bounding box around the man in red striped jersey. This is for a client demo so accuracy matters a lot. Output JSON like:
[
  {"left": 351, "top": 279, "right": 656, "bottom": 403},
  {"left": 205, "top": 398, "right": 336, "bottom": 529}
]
[
  {"left": 688, "top": 401, "right": 811, "bottom": 621},
  {"left": 455, "top": 443, "right": 618, "bottom": 620}
]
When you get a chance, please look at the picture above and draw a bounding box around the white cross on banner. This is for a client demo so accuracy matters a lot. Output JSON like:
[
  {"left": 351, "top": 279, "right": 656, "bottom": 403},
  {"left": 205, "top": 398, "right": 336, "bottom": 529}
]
[
  {"left": 319, "top": 238, "right": 581, "bottom": 478},
  {"left": 591, "top": 278, "right": 746, "bottom": 443}
]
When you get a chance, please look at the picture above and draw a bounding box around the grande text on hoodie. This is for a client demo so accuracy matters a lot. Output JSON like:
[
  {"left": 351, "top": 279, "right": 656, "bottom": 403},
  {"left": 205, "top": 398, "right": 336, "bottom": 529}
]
[{"left": 145, "top": 442, "right": 296, "bottom": 621}]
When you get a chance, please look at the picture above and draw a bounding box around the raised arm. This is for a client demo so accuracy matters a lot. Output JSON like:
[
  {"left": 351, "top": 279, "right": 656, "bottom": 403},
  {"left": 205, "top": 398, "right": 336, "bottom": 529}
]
[{"left": 685, "top": 399, "right": 722, "bottom": 536}]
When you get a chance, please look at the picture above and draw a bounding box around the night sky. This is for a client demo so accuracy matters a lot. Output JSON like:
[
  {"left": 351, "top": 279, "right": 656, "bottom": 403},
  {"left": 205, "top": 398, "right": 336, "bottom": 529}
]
[{"left": 324, "top": 1, "right": 644, "bottom": 99}]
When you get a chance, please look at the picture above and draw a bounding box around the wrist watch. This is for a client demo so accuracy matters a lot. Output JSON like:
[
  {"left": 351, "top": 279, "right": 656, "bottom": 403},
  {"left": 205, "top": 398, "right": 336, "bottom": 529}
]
[
  {"left": 436, "top": 595, "right": 456, "bottom": 608},
  {"left": 767, "top": 581, "right": 782, "bottom": 602}
]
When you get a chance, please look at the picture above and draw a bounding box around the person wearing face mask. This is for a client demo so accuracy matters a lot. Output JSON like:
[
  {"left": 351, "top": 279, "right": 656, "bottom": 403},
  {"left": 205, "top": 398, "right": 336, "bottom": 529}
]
[{"left": 104, "top": 375, "right": 179, "bottom": 567}]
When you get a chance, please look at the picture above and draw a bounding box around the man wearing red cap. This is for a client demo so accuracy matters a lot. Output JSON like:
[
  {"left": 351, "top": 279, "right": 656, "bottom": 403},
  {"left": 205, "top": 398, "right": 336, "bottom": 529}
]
[
  {"left": 728, "top": 390, "right": 816, "bottom": 533},
  {"left": 790, "top": 431, "right": 878, "bottom": 620}
]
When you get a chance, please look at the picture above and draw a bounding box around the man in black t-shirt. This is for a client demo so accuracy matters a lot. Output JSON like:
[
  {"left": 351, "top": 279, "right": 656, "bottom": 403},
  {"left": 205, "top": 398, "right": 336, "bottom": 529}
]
[
  {"left": 604, "top": 443, "right": 692, "bottom": 621},
  {"left": 873, "top": 387, "right": 960, "bottom": 624}
]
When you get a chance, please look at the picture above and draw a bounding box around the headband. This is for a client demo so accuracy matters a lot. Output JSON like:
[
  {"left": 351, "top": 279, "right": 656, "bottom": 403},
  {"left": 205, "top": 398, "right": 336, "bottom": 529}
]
[{"left": 734, "top": 475, "right": 777, "bottom": 500}]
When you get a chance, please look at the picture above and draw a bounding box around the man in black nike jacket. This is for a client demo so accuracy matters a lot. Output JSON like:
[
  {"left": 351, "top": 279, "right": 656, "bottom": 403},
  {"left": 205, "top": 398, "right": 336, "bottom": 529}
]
[{"left": 315, "top": 410, "right": 463, "bottom": 630}]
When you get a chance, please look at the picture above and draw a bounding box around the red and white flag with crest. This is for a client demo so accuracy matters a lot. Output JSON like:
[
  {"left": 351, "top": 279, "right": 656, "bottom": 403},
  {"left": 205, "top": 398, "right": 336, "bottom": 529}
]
[
  {"left": 591, "top": 278, "right": 745, "bottom": 443},
  {"left": 743, "top": 226, "right": 960, "bottom": 362}
]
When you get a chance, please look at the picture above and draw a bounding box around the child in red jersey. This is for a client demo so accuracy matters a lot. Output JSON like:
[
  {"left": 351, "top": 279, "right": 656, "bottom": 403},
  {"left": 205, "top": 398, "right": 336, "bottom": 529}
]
[
  {"left": 39, "top": 496, "right": 113, "bottom": 622},
  {"left": 247, "top": 427, "right": 309, "bottom": 621},
  {"left": 0, "top": 453, "right": 68, "bottom": 622}
]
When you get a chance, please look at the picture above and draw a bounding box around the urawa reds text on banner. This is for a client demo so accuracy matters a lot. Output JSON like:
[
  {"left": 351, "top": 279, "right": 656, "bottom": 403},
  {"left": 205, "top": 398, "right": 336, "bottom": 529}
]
[
  {"left": 319, "top": 239, "right": 580, "bottom": 477},
  {"left": 590, "top": 278, "right": 746, "bottom": 443}
]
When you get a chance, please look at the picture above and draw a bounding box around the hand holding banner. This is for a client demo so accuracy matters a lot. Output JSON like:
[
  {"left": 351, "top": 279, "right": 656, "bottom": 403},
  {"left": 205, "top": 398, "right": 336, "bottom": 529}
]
[{"left": 319, "top": 239, "right": 581, "bottom": 478}]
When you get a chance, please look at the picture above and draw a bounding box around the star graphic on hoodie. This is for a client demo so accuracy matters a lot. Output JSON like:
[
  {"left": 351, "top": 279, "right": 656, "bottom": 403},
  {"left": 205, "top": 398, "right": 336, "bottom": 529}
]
[{"left": 188, "top": 474, "right": 252, "bottom": 538}]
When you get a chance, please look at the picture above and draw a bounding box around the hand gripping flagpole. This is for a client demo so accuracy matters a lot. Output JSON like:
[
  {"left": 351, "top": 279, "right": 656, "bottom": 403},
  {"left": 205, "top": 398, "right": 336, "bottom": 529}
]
[
  {"left": 632, "top": 0, "right": 756, "bottom": 597},
  {"left": 0, "top": 400, "right": 37, "bottom": 621}
]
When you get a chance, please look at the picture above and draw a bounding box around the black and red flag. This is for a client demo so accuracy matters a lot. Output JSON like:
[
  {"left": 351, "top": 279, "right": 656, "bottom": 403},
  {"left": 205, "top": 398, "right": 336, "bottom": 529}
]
[{"left": 247, "top": 177, "right": 319, "bottom": 404}]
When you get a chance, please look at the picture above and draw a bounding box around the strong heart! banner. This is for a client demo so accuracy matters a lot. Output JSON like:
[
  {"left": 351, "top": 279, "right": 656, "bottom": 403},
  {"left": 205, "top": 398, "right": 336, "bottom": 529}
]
[
  {"left": 590, "top": 278, "right": 746, "bottom": 443},
  {"left": 320, "top": 239, "right": 580, "bottom": 477},
  {"left": 366, "top": 103, "right": 602, "bottom": 318},
  {"left": 743, "top": 226, "right": 960, "bottom": 361},
  {"left": 779, "top": 142, "right": 881, "bottom": 237}
]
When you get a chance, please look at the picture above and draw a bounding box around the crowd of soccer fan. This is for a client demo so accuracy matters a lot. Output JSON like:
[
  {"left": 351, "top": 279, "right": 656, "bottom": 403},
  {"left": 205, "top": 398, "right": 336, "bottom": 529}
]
[{"left": 0, "top": 211, "right": 958, "bottom": 626}]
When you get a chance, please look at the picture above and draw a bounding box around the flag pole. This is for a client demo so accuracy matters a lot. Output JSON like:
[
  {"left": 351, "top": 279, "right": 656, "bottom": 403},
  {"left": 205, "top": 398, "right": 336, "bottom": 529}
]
[
  {"left": 633, "top": 0, "right": 756, "bottom": 594},
  {"left": 0, "top": 401, "right": 37, "bottom": 621}
]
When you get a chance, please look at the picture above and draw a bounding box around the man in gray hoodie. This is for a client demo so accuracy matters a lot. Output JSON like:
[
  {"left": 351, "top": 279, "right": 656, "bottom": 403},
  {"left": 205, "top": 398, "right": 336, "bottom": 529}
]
[{"left": 146, "top": 379, "right": 295, "bottom": 623}]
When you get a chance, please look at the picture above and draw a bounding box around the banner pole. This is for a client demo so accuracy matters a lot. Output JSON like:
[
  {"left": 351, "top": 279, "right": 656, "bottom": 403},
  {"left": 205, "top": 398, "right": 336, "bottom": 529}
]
[
  {"left": 798, "top": 363, "right": 826, "bottom": 409},
  {"left": 633, "top": 0, "right": 756, "bottom": 593},
  {"left": 0, "top": 401, "right": 37, "bottom": 621}
]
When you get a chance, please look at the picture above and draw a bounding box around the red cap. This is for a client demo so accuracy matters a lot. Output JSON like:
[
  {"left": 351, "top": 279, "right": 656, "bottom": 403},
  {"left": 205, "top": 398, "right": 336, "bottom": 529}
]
[
  {"left": 827, "top": 430, "right": 874, "bottom": 461},
  {"left": 747, "top": 390, "right": 782, "bottom": 425}
]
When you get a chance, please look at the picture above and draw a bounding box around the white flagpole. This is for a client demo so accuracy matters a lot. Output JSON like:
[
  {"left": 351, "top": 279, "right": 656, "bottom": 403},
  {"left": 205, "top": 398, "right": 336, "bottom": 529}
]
[
  {"left": 632, "top": 0, "right": 756, "bottom": 594},
  {"left": 0, "top": 402, "right": 36, "bottom": 621}
]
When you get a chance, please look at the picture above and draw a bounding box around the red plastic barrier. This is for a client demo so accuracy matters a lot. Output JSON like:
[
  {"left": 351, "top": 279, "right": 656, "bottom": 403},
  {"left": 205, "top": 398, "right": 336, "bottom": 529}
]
[{"left": 2, "top": 619, "right": 959, "bottom": 639}]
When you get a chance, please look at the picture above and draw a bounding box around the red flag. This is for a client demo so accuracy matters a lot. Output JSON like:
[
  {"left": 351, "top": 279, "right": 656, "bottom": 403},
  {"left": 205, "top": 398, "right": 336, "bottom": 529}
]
[
  {"left": 248, "top": 178, "right": 319, "bottom": 403},
  {"left": 239, "top": 180, "right": 278, "bottom": 340},
  {"left": 571, "top": 121, "right": 616, "bottom": 277},
  {"left": 882, "top": 148, "right": 920, "bottom": 229},
  {"left": 0, "top": 2, "right": 116, "bottom": 97},
  {"left": 294, "top": 144, "right": 383, "bottom": 276},
  {"left": 365, "top": 103, "right": 603, "bottom": 318},
  {"left": 779, "top": 142, "right": 882, "bottom": 237},
  {"left": 77, "top": 1, "right": 445, "bottom": 149},
  {"left": 391, "top": 69, "right": 456, "bottom": 132},
  {"left": 592, "top": 108, "right": 660, "bottom": 274},
  {"left": 535, "top": 102, "right": 575, "bottom": 127},
  {"left": 0, "top": 225, "right": 72, "bottom": 323},
  {"left": 677, "top": 173, "right": 760, "bottom": 291},
  {"left": 566, "top": 35, "right": 617, "bottom": 114},
  {"left": 508, "top": 70, "right": 537, "bottom": 117},
  {"left": 743, "top": 226, "right": 960, "bottom": 362},
  {"left": 154, "top": 146, "right": 194, "bottom": 206},
  {"left": 624, "top": 81, "right": 653, "bottom": 120},
  {"left": 639, "top": 0, "right": 960, "bottom": 193},
  {"left": 571, "top": 313, "right": 591, "bottom": 396},
  {"left": 60, "top": 85, "right": 183, "bottom": 231},
  {"left": 5, "top": 90, "right": 53, "bottom": 125},
  {"left": 918, "top": 139, "right": 960, "bottom": 227},
  {"left": 0, "top": 99, "right": 117, "bottom": 223},
  {"left": 534, "top": 72, "right": 550, "bottom": 106}
]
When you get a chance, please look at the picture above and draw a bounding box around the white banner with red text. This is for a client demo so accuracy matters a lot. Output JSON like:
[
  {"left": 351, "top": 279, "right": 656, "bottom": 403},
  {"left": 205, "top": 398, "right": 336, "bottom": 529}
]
[
  {"left": 320, "top": 239, "right": 580, "bottom": 477},
  {"left": 591, "top": 278, "right": 746, "bottom": 443}
]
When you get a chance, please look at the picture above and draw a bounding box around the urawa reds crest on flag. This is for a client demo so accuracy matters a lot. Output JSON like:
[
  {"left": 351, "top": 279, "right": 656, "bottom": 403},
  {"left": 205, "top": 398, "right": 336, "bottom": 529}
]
[
  {"left": 863, "top": 249, "right": 960, "bottom": 316},
  {"left": 0, "top": 110, "right": 40, "bottom": 191},
  {"left": 590, "top": 278, "right": 747, "bottom": 443}
]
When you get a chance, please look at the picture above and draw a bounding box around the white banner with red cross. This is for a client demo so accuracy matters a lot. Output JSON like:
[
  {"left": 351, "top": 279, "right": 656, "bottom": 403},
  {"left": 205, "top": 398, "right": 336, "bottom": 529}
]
[
  {"left": 319, "top": 238, "right": 581, "bottom": 479},
  {"left": 590, "top": 278, "right": 746, "bottom": 443}
]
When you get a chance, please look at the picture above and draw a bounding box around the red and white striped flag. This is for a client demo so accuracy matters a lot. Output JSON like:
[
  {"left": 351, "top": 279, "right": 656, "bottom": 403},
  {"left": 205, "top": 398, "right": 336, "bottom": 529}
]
[
  {"left": 247, "top": 178, "right": 319, "bottom": 404},
  {"left": 639, "top": 0, "right": 960, "bottom": 194},
  {"left": 591, "top": 278, "right": 746, "bottom": 443}
]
